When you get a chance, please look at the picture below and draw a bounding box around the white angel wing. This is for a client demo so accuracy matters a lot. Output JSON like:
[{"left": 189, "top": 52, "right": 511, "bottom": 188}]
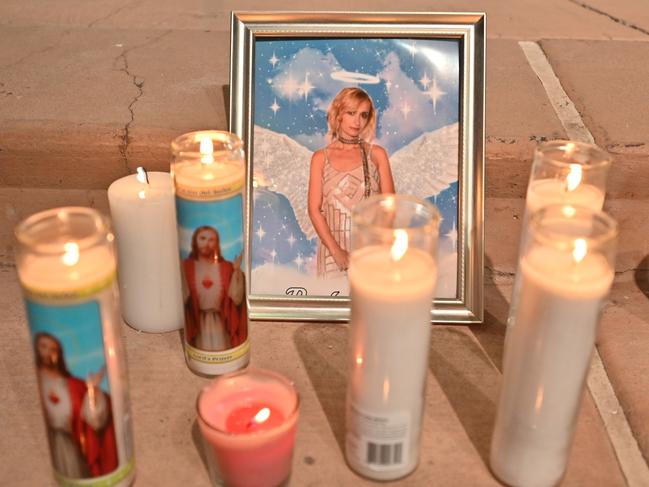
[
  {"left": 252, "top": 125, "right": 316, "bottom": 239},
  {"left": 388, "top": 122, "right": 459, "bottom": 199}
]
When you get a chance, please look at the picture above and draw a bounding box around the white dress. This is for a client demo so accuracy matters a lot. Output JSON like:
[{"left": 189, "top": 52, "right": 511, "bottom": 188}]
[{"left": 317, "top": 146, "right": 380, "bottom": 277}]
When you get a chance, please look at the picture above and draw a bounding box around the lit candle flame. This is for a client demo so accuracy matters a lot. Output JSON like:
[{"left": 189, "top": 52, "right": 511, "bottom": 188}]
[
  {"left": 561, "top": 205, "right": 576, "bottom": 218},
  {"left": 566, "top": 163, "right": 582, "bottom": 192},
  {"left": 62, "top": 242, "right": 80, "bottom": 266},
  {"left": 200, "top": 137, "right": 214, "bottom": 164},
  {"left": 355, "top": 356, "right": 363, "bottom": 365},
  {"left": 534, "top": 387, "right": 544, "bottom": 414},
  {"left": 253, "top": 407, "right": 271, "bottom": 425},
  {"left": 563, "top": 142, "right": 576, "bottom": 157},
  {"left": 382, "top": 378, "right": 390, "bottom": 401},
  {"left": 391, "top": 230, "right": 408, "bottom": 261},
  {"left": 573, "top": 238, "right": 587, "bottom": 263}
]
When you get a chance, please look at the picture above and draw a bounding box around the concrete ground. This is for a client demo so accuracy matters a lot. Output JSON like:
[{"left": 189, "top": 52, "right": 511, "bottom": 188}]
[{"left": 1, "top": 1, "right": 648, "bottom": 485}]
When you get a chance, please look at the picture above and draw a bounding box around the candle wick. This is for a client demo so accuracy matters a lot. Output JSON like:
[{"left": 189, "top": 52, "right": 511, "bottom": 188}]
[{"left": 136, "top": 166, "right": 150, "bottom": 185}]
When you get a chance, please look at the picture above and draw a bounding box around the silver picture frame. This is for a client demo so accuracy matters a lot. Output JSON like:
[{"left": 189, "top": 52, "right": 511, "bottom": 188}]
[{"left": 230, "top": 11, "right": 485, "bottom": 323}]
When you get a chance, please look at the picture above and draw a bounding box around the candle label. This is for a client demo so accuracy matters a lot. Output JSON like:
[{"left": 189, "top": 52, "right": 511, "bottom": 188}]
[
  {"left": 346, "top": 403, "right": 410, "bottom": 471},
  {"left": 175, "top": 180, "right": 244, "bottom": 201},
  {"left": 22, "top": 281, "right": 135, "bottom": 486},
  {"left": 175, "top": 191, "right": 249, "bottom": 368}
]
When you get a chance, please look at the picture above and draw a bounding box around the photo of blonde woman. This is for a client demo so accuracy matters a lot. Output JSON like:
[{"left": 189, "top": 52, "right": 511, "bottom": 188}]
[{"left": 308, "top": 87, "right": 395, "bottom": 277}]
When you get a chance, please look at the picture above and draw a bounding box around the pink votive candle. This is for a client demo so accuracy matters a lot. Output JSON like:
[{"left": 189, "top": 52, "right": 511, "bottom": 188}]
[{"left": 197, "top": 369, "right": 300, "bottom": 487}]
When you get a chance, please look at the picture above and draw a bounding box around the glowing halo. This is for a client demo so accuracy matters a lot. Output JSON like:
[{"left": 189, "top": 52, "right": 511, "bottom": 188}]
[{"left": 330, "top": 70, "right": 380, "bottom": 84}]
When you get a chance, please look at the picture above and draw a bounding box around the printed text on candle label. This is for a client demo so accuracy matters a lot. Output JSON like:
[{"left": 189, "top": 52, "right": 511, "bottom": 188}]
[{"left": 346, "top": 404, "right": 410, "bottom": 470}]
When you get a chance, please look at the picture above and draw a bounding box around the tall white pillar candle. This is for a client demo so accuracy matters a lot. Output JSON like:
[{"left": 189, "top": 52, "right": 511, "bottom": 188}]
[
  {"left": 507, "top": 141, "right": 611, "bottom": 330},
  {"left": 491, "top": 205, "right": 617, "bottom": 487},
  {"left": 345, "top": 195, "right": 439, "bottom": 481},
  {"left": 108, "top": 170, "right": 184, "bottom": 333},
  {"left": 15, "top": 207, "right": 136, "bottom": 487}
]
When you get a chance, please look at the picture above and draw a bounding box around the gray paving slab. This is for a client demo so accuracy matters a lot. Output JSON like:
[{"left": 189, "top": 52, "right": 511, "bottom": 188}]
[
  {"left": 540, "top": 39, "right": 649, "bottom": 198},
  {"left": 598, "top": 280, "right": 649, "bottom": 464},
  {"left": 0, "top": 26, "right": 230, "bottom": 189},
  {"left": 1, "top": 0, "right": 646, "bottom": 40},
  {"left": 567, "top": 0, "right": 649, "bottom": 36}
]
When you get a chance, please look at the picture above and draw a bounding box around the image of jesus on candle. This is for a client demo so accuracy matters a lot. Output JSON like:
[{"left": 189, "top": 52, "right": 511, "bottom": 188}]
[
  {"left": 34, "top": 332, "right": 118, "bottom": 479},
  {"left": 183, "top": 225, "right": 247, "bottom": 351}
]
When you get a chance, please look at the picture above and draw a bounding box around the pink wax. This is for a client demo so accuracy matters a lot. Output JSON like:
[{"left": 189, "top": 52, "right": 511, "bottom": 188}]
[{"left": 197, "top": 369, "right": 299, "bottom": 487}]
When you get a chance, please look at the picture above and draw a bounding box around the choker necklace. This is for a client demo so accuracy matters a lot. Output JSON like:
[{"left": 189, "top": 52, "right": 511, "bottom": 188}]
[
  {"left": 337, "top": 135, "right": 361, "bottom": 145},
  {"left": 336, "top": 135, "right": 371, "bottom": 198}
]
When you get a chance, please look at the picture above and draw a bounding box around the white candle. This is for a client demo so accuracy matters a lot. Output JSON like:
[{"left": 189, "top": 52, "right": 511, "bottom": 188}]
[
  {"left": 16, "top": 208, "right": 135, "bottom": 486},
  {"left": 173, "top": 159, "right": 245, "bottom": 198},
  {"left": 526, "top": 178, "right": 605, "bottom": 213},
  {"left": 491, "top": 244, "right": 614, "bottom": 487},
  {"left": 346, "top": 244, "right": 437, "bottom": 480},
  {"left": 108, "top": 171, "right": 184, "bottom": 333}
]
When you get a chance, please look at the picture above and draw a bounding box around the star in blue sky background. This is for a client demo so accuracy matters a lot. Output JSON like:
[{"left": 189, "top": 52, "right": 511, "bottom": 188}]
[{"left": 254, "top": 37, "right": 460, "bottom": 153}]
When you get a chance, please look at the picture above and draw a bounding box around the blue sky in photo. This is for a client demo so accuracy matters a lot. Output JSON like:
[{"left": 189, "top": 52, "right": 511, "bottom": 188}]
[
  {"left": 27, "top": 299, "right": 111, "bottom": 393},
  {"left": 254, "top": 37, "right": 460, "bottom": 153},
  {"left": 175, "top": 195, "right": 244, "bottom": 262}
]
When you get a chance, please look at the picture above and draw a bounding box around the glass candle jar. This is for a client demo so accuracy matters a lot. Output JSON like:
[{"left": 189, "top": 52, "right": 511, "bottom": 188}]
[
  {"left": 345, "top": 194, "right": 440, "bottom": 480},
  {"left": 171, "top": 130, "right": 249, "bottom": 376},
  {"left": 15, "top": 207, "right": 135, "bottom": 487},
  {"left": 507, "top": 140, "right": 612, "bottom": 329},
  {"left": 492, "top": 204, "right": 617, "bottom": 487},
  {"left": 197, "top": 368, "right": 300, "bottom": 487}
]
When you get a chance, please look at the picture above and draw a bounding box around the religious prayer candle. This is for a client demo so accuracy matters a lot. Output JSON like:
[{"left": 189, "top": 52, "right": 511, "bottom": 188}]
[
  {"left": 15, "top": 207, "right": 135, "bottom": 487},
  {"left": 346, "top": 195, "right": 439, "bottom": 481},
  {"left": 171, "top": 131, "right": 249, "bottom": 376},
  {"left": 507, "top": 140, "right": 611, "bottom": 329},
  {"left": 108, "top": 169, "right": 184, "bottom": 333},
  {"left": 491, "top": 205, "right": 617, "bottom": 487},
  {"left": 197, "top": 369, "right": 299, "bottom": 487}
]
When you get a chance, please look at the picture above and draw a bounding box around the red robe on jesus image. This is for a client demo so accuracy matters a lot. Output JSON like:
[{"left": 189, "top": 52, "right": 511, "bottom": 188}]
[
  {"left": 183, "top": 258, "right": 247, "bottom": 349},
  {"left": 39, "top": 372, "right": 118, "bottom": 479},
  {"left": 35, "top": 332, "right": 119, "bottom": 480},
  {"left": 66, "top": 377, "right": 118, "bottom": 477}
]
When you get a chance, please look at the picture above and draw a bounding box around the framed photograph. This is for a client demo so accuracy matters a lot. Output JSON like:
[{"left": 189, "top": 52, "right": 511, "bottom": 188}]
[{"left": 230, "top": 12, "right": 484, "bottom": 323}]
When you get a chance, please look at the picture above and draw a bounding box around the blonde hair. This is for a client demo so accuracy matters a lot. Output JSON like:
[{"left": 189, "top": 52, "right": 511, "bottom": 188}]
[{"left": 327, "top": 87, "right": 377, "bottom": 143}]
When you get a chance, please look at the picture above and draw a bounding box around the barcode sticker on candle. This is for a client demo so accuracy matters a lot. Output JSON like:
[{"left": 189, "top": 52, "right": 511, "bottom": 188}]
[{"left": 346, "top": 403, "right": 410, "bottom": 470}]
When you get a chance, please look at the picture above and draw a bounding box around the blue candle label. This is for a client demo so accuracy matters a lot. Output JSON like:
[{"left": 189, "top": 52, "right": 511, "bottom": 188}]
[
  {"left": 175, "top": 193, "right": 249, "bottom": 371},
  {"left": 346, "top": 404, "right": 411, "bottom": 471},
  {"left": 23, "top": 281, "right": 135, "bottom": 487}
]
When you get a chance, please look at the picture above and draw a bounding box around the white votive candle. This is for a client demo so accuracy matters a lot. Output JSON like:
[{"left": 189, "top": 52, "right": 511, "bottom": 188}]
[
  {"left": 345, "top": 195, "right": 439, "bottom": 481},
  {"left": 108, "top": 170, "right": 184, "bottom": 333},
  {"left": 526, "top": 178, "right": 605, "bottom": 213},
  {"left": 491, "top": 206, "right": 617, "bottom": 487},
  {"left": 507, "top": 141, "right": 611, "bottom": 330}
]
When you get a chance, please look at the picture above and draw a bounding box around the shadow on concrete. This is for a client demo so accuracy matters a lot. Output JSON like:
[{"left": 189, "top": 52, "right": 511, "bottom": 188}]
[
  {"left": 191, "top": 419, "right": 217, "bottom": 485},
  {"left": 468, "top": 254, "right": 512, "bottom": 371},
  {"left": 222, "top": 84, "right": 230, "bottom": 122},
  {"left": 634, "top": 253, "right": 649, "bottom": 300},
  {"left": 428, "top": 327, "right": 499, "bottom": 466},
  {"left": 293, "top": 323, "right": 348, "bottom": 454}
]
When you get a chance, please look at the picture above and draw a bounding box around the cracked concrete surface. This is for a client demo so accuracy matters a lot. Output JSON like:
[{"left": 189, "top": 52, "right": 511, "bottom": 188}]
[
  {"left": 113, "top": 30, "right": 172, "bottom": 172},
  {"left": 569, "top": 0, "right": 649, "bottom": 36},
  {"left": 87, "top": 0, "right": 141, "bottom": 29}
]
